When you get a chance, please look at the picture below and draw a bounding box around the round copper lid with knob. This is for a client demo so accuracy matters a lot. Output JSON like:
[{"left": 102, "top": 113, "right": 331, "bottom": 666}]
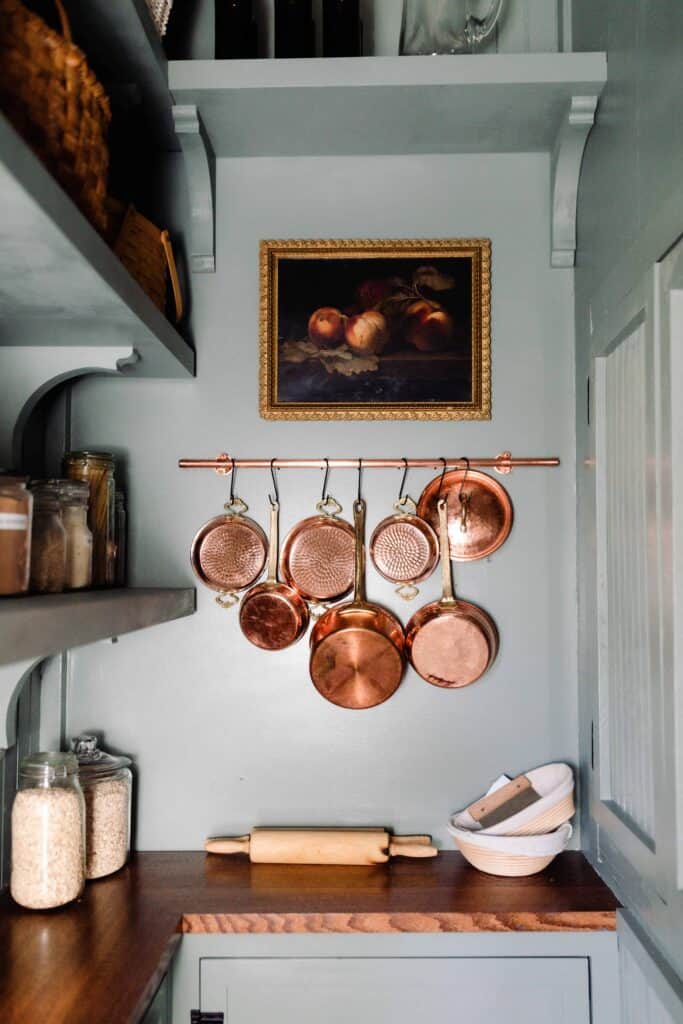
[
  {"left": 417, "top": 461, "right": 512, "bottom": 562},
  {"left": 190, "top": 461, "right": 267, "bottom": 607},
  {"left": 370, "top": 460, "right": 438, "bottom": 600},
  {"left": 406, "top": 496, "right": 498, "bottom": 689},
  {"left": 309, "top": 495, "right": 405, "bottom": 710}
]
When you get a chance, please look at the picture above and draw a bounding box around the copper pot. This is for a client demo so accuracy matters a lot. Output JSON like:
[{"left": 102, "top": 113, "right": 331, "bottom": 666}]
[
  {"left": 370, "top": 495, "right": 438, "bottom": 600},
  {"left": 280, "top": 494, "right": 355, "bottom": 604},
  {"left": 239, "top": 499, "right": 309, "bottom": 650},
  {"left": 406, "top": 498, "right": 498, "bottom": 688},
  {"left": 191, "top": 495, "right": 267, "bottom": 607},
  {"left": 309, "top": 499, "right": 405, "bottom": 709},
  {"left": 417, "top": 467, "right": 513, "bottom": 562}
]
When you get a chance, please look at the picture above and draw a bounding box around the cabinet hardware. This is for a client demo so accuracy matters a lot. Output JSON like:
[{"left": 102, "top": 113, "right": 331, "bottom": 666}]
[{"left": 191, "top": 1012, "right": 224, "bottom": 1023}]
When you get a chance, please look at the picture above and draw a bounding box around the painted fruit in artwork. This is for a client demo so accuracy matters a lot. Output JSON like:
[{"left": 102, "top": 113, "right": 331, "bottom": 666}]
[
  {"left": 344, "top": 310, "right": 390, "bottom": 355},
  {"left": 356, "top": 278, "right": 394, "bottom": 311},
  {"left": 308, "top": 307, "right": 346, "bottom": 347},
  {"left": 403, "top": 300, "right": 454, "bottom": 352}
]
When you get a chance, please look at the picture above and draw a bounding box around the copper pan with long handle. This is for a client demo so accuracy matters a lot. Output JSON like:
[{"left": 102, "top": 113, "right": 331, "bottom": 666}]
[
  {"left": 309, "top": 499, "right": 405, "bottom": 709},
  {"left": 406, "top": 498, "right": 498, "bottom": 688}
]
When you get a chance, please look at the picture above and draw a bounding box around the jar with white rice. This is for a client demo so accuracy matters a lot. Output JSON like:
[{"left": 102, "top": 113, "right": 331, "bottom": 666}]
[{"left": 71, "top": 734, "right": 132, "bottom": 880}]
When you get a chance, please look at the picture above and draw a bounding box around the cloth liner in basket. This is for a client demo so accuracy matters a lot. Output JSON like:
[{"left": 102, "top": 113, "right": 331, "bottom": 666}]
[
  {"left": 447, "top": 822, "right": 573, "bottom": 877},
  {"left": 452, "top": 762, "right": 575, "bottom": 837}
]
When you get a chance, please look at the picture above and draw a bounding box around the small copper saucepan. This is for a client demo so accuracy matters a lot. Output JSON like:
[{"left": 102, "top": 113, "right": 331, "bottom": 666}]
[
  {"left": 309, "top": 499, "right": 405, "bottom": 710},
  {"left": 190, "top": 466, "right": 268, "bottom": 607},
  {"left": 239, "top": 486, "right": 309, "bottom": 650},
  {"left": 280, "top": 464, "right": 355, "bottom": 606},
  {"left": 406, "top": 498, "right": 498, "bottom": 688},
  {"left": 370, "top": 460, "right": 438, "bottom": 600}
]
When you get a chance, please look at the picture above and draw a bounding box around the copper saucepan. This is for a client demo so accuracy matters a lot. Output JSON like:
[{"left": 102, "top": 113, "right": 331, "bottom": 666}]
[
  {"left": 190, "top": 485, "right": 267, "bottom": 608},
  {"left": 417, "top": 465, "right": 513, "bottom": 562},
  {"left": 370, "top": 460, "right": 438, "bottom": 600},
  {"left": 406, "top": 498, "right": 498, "bottom": 688},
  {"left": 309, "top": 499, "right": 405, "bottom": 709},
  {"left": 239, "top": 495, "right": 309, "bottom": 650}
]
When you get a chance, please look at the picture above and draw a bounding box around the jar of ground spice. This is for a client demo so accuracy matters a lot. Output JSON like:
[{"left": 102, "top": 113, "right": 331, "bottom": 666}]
[
  {"left": 11, "top": 752, "right": 85, "bottom": 909},
  {"left": 71, "top": 734, "right": 132, "bottom": 880},
  {"left": 63, "top": 451, "right": 115, "bottom": 586},
  {"left": 29, "top": 483, "right": 67, "bottom": 593},
  {"left": 0, "top": 475, "right": 33, "bottom": 595}
]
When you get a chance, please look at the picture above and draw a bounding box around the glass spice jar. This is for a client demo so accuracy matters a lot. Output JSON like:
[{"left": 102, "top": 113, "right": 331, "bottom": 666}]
[
  {"left": 114, "top": 490, "right": 127, "bottom": 587},
  {"left": 63, "top": 451, "right": 115, "bottom": 587},
  {"left": 58, "top": 480, "right": 93, "bottom": 590},
  {"left": 29, "top": 484, "right": 66, "bottom": 593},
  {"left": 71, "top": 735, "right": 132, "bottom": 880},
  {"left": 11, "top": 752, "right": 85, "bottom": 909},
  {"left": 0, "top": 475, "right": 33, "bottom": 595}
]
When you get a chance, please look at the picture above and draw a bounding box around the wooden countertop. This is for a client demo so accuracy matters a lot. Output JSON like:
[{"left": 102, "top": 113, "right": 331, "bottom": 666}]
[{"left": 0, "top": 851, "right": 618, "bottom": 1024}]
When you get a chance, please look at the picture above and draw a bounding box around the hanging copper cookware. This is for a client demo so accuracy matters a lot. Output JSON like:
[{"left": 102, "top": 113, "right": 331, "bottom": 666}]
[
  {"left": 309, "top": 498, "right": 405, "bottom": 710},
  {"left": 239, "top": 481, "right": 309, "bottom": 650},
  {"left": 370, "top": 460, "right": 438, "bottom": 600},
  {"left": 406, "top": 498, "right": 498, "bottom": 688},
  {"left": 280, "top": 464, "right": 355, "bottom": 604},
  {"left": 190, "top": 464, "right": 268, "bottom": 607},
  {"left": 417, "top": 463, "right": 513, "bottom": 562}
]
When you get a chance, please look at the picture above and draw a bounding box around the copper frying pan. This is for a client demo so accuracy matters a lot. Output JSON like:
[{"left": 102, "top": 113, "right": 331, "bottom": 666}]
[
  {"left": 406, "top": 498, "right": 498, "bottom": 688},
  {"left": 239, "top": 498, "right": 309, "bottom": 650},
  {"left": 417, "top": 466, "right": 513, "bottom": 562},
  {"left": 309, "top": 499, "right": 405, "bottom": 709},
  {"left": 280, "top": 484, "right": 355, "bottom": 603},
  {"left": 191, "top": 494, "right": 267, "bottom": 608}
]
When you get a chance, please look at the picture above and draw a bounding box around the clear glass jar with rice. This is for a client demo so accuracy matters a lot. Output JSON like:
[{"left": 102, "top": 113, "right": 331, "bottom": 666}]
[
  {"left": 11, "top": 752, "right": 85, "bottom": 909},
  {"left": 71, "top": 734, "right": 132, "bottom": 880}
]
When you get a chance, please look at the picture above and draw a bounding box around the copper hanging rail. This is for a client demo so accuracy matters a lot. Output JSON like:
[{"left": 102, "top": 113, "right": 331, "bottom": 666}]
[{"left": 178, "top": 452, "right": 560, "bottom": 476}]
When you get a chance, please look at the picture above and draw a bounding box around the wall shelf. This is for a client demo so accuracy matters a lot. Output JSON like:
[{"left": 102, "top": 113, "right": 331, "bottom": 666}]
[{"left": 0, "top": 587, "right": 196, "bottom": 669}]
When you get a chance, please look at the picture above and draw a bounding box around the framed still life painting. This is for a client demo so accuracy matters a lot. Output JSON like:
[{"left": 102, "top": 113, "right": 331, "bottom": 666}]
[{"left": 259, "top": 238, "right": 491, "bottom": 420}]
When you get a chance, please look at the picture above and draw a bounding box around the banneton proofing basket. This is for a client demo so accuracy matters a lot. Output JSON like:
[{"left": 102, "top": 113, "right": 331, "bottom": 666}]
[
  {"left": 452, "top": 763, "right": 575, "bottom": 837},
  {"left": 448, "top": 822, "right": 573, "bottom": 877}
]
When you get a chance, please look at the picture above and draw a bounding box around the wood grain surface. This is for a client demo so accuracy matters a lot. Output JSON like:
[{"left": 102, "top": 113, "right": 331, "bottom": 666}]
[{"left": 0, "top": 851, "right": 619, "bottom": 1024}]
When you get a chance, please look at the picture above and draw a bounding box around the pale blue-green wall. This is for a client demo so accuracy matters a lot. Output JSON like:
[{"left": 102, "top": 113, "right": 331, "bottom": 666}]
[{"left": 65, "top": 152, "right": 577, "bottom": 851}]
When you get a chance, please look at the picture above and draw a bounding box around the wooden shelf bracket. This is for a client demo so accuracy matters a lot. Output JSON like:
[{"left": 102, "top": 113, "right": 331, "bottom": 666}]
[
  {"left": 172, "top": 104, "right": 215, "bottom": 273},
  {"left": 550, "top": 95, "right": 599, "bottom": 268}
]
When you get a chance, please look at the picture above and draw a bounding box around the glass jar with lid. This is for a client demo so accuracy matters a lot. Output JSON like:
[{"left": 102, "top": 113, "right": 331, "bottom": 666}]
[
  {"left": 63, "top": 451, "right": 115, "bottom": 586},
  {"left": 11, "top": 752, "right": 85, "bottom": 909},
  {"left": 29, "top": 483, "right": 67, "bottom": 593},
  {"left": 114, "top": 490, "right": 127, "bottom": 586},
  {"left": 0, "top": 475, "right": 33, "bottom": 595},
  {"left": 71, "top": 734, "right": 133, "bottom": 880},
  {"left": 58, "top": 480, "right": 93, "bottom": 590}
]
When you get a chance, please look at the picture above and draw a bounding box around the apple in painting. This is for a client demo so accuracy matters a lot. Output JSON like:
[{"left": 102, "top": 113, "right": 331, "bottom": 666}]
[
  {"left": 344, "top": 310, "right": 389, "bottom": 355},
  {"left": 308, "top": 307, "right": 346, "bottom": 348},
  {"left": 403, "top": 300, "right": 454, "bottom": 352},
  {"left": 356, "top": 278, "right": 394, "bottom": 311}
]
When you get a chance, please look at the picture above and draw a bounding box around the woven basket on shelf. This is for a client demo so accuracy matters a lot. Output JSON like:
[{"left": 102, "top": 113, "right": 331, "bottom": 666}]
[
  {"left": 145, "top": 0, "right": 173, "bottom": 36},
  {"left": 0, "top": 0, "right": 111, "bottom": 234},
  {"left": 107, "top": 200, "right": 183, "bottom": 323}
]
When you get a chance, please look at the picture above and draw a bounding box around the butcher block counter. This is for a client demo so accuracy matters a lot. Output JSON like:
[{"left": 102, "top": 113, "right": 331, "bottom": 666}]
[{"left": 0, "top": 851, "right": 619, "bottom": 1024}]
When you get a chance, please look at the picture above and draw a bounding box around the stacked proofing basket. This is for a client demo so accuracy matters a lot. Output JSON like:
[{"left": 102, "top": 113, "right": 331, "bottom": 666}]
[{"left": 447, "top": 763, "right": 575, "bottom": 877}]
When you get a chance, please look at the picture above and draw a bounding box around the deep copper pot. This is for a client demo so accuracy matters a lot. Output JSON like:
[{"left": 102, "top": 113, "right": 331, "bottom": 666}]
[{"left": 309, "top": 499, "right": 405, "bottom": 709}]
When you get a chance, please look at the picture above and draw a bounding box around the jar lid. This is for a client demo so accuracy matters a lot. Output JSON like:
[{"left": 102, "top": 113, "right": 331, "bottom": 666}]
[
  {"left": 57, "top": 480, "right": 90, "bottom": 504},
  {"left": 64, "top": 450, "right": 115, "bottom": 463},
  {"left": 70, "top": 735, "right": 131, "bottom": 779},
  {"left": 20, "top": 751, "right": 79, "bottom": 782}
]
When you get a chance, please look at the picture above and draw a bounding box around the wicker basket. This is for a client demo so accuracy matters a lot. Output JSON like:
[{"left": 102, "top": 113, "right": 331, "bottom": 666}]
[
  {"left": 145, "top": 0, "right": 173, "bottom": 36},
  {"left": 108, "top": 200, "right": 183, "bottom": 323},
  {"left": 0, "top": 0, "right": 111, "bottom": 234}
]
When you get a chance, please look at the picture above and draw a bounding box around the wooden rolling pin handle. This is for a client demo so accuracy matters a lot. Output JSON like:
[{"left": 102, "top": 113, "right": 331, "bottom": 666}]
[
  {"left": 389, "top": 841, "right": 438, "bottom": 858},
  {"left": 205, "top": 835, "right": 251, "bottom": 855},
  {"left": 391, "top": 834, "right": 433, "bottom": 846}
]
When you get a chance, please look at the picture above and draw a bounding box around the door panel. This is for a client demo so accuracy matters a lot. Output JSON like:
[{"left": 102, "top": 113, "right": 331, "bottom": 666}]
[{"left": 201, "top": 956, "right": 590, "bottom": 1024}]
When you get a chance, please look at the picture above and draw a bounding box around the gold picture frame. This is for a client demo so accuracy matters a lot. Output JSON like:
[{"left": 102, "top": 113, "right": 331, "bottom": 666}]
[{"left": 259, "top": 238, "right": 491, "bottom": 421}]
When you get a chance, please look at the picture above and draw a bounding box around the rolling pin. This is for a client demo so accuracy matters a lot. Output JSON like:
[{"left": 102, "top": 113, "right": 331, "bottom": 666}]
[{"left": 205, "top": 827, "right": 437, "bottom": 865}]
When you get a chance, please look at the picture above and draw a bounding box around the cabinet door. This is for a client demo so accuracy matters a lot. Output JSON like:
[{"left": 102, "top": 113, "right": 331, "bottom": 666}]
[{"left": 200, "top": 956, "right": 590, "bottom": 1024}]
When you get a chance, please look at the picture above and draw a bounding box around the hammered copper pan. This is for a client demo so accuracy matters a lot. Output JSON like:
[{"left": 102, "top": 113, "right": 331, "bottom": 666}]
[
  {"left": 280, "top": 495, "right": 355, "bottom": 603},
  {"left": 370, "top": 495, "right": 438, "bottom": 600},
  {"left": 309, "top": 500, "right": 405, "bottom": 709},
  {"left": 406, "top": 498, "right": 498, "bottom": 688},
  {"left": 191, "top": 495, "right": 267, "bottom": 607},
  {"left": 417, "top": 468, "right": 512, "bottom": 562},
  {"left": 239, "top": 498, "right": 309, "bottom": 650}
]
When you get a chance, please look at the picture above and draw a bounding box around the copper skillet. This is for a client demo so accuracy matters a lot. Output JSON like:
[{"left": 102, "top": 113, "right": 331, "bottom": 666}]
[
  {"left": 190, "top": 462, "right": 267, "bottom": 607},
  {"left": 406, "top": 497, "right": 498, "bottom": 688},
  {"left": 280, "top": 462, "right": 355, "bottom": 605},
  {"left": 370, "top": 460, "right": 438, "bottom": 600},
  {"left": 309, "top": 499, "right": 405, "bottom": 709},
  {"left": 239, "top": 482, "right": 309, "bottom": 650},
  {"left": 417, "top": 461, "right": 513, "bottom": 562}
]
